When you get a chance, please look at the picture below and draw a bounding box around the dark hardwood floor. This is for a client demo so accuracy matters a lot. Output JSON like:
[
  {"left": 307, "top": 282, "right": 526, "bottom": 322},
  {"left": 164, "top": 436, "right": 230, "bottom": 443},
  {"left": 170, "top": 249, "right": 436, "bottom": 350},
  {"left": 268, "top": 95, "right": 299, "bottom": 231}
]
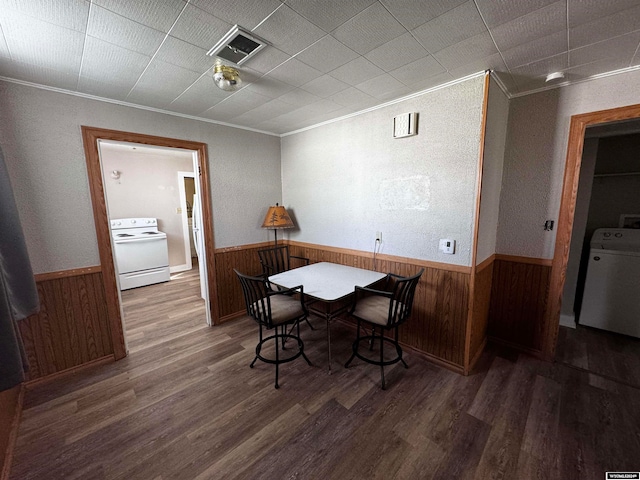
[
  {"left": 9, "top": 270, "right": 640, "bottom": 479},
  {"left": 556, "top": 324, "right": 640, "bottom": 389}
]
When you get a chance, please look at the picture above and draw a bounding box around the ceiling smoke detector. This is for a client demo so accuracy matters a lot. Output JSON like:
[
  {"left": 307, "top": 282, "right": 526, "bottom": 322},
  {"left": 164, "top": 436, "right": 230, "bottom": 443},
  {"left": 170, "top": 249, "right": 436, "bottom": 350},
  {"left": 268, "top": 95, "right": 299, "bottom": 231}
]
[{"left": 206, "top": 25, "right": 266, "bottom": 65}]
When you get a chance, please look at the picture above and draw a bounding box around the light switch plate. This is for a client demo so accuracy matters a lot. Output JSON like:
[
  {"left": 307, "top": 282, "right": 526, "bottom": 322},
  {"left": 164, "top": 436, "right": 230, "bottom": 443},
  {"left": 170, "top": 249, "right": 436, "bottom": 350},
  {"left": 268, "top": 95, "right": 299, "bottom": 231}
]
[{"left": 439, "top": 238, "right": 455, "bottom": 254}]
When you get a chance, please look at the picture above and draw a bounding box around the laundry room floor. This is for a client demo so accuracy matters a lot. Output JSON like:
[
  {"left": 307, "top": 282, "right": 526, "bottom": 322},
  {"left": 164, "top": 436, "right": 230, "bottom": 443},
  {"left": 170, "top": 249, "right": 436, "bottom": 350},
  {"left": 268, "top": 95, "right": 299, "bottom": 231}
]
[{"left": 555, "top": 325, "right": 640, "bottom": 389}]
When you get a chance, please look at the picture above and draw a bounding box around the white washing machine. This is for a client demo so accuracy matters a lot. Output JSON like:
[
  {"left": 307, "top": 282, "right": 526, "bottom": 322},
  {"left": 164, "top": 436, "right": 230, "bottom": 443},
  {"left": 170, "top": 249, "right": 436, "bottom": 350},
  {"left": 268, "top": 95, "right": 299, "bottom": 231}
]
[{"left": 579, "top": 228, "right": 640, "bottom": 338}]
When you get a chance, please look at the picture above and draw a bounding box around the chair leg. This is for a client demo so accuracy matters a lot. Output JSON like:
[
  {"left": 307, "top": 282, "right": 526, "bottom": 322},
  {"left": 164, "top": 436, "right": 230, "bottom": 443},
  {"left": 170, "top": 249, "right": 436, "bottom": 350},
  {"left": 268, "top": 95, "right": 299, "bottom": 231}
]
[
  {"left": 250, "top": 324, "right": 262, "bottom": 368},
  {"left": 369, "top": 326, "right": 375, "bottom": 351},
  {"left": 304, "top": 317, "right": 315, "bottom": 330},
  {"left": 345, "top": 318, "right": 360, "bottom": 368},
  {"left": 396, "top": 327, "right": 408, "bottom": 369},
  {"left": 298, "top": 320, "right": 312, "bottom": 366},
  {"left": 380, "top": 329, "right": 386, "bottom": 390},
  {"left": 274, "top": 326, "right": 280, "bottom": 389}
]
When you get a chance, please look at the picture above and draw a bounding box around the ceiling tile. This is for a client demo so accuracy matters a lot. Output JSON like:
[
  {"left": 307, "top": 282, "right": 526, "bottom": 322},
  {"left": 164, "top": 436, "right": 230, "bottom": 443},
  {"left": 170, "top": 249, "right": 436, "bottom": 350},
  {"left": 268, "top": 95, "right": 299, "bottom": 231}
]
[
  {"left": 253, "top": 5, "right": 326, "bottom": 55},
  {"left": 389, "top": 55, "right": 446, "bottom": 85},
  {"left": 0, "top": 25, "right": 9, "bottom": 58},
  {"left": 286, "top": 0, "right": 375, "bottom": 31},
  {"left": 154, "top": 36, "right": 216, "bottom": 73},
  {"left": 474, "top": 0, "right": 558, "bottom": 28},
  {"left": 569, "top": 31, "right": 640, "bottom": 67},
  {"left": 303, "top": 98, "right": 343, "bottom": 115},
  {"left": 328, "top": 56, "right": 384, "bottom": 86},
  {"left": 510, "top": 52, "right": 568, "bottom": 77},
  {"left": 564, "top": 58, "right": 632, "bottom": 80},
  {"left": 1, "top": 10, "right": 84, "bottom": 75},
  {"left": 276, "top": 88, "right": 321, "bottom": 107},
  {"left": 380, "top": 0, "right": 467, "bottom": 31},
  {"left": 365, "top": 32, "right": 429, "bottom": 72},
  {"left": 189, "top": 0, "right": 282, "bottom": 30},
  {"left": 328, "top": 86, "right": 376, "bottom": 107},
  {"left": 355, "top": 72, "right": 406, "bottom": 98},
  {"left": 0, "top": 57, "right": 78, "bottom": 89},
  {"left": 405, "top": 71, "right": 455, "bottom": 92},
  {"left": 448, "top": 52, "right": 506, "bottom": 78},
  {"left": 411, "top": 1, "right": 487, "bottom": 54},
  {"left": 232, "top": 98, "right": 293, "bottom": 123},
  {"left": 300, "top": 74, "right": 349, "bottom": 97},
  {"left": 502, "top": 30, "right": 567, "bottom": 69},
  {"left": 200, "top": 90, "right": 272, "bottom": 119},
  {"left": 296, "top": 35, "right": 359, "bottom": 73},
  {"left": 433, "top": 31, "right": 497, "bottom": 70},
  {"left": 242, "top": 75, "right": 296, "bottom": 98},
  {"left": 168, "top": 4, "right": 232, "bottom": 50},
  {"left": 491, "top": 1, "right": 566, "bottom": 51},
  {"left": 80, "top": 36, "right": 150, "bottom": 86},
  {"left": 93, "top": 0, "right": 186, "bottom": 32},
  {"left": 240, "top": 47, "right": 290, "bottom": 74},
  {"left": 77, "top": 76, "right": 133, "bottom": 99},
  {"left": 569, "top": 4, "right": 640, "bottom": 49},
  {"left": 267, "top": 57, "right": 323, "bottom": 87},
  {"left": 87, "top": 5, "right": 165, "bottom": 57},
  {"left": 333, "top": 3, "right": 406, "bottom": 55},
  {"left": 128, "top": 59, "right": 200, "bottom": 99},
  {"left": 168, "top": 74, "right": 227, "bottom": 114},
  {"left": 124, "top": 89, "right": 174, "bottom": 109},
  {"left": 0, "top": 0, "right": 90, "bottom": 32},
  {"left": 568, "top": 0, "right": 640, "bottom": 28}
]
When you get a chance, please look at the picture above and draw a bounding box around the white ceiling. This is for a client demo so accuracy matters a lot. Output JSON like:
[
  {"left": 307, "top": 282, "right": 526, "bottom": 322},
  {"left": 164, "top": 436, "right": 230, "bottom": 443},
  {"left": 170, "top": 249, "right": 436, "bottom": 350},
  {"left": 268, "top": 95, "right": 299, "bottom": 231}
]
[{"left": 1, "top": 0, "right": 639, "bottom": 135}]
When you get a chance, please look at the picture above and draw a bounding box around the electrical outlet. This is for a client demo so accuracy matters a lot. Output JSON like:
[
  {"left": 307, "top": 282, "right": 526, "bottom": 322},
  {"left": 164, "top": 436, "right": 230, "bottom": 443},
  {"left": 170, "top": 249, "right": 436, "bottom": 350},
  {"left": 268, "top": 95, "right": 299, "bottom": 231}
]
[
  {"left": 439, "top": 239, "right": 455, "bottom": 254},
  {"left": 376, "top": 231, "right": 382, "bottom": 242},
  {"left": 176, "top": 207, "right": 182, "bottom": 214}
]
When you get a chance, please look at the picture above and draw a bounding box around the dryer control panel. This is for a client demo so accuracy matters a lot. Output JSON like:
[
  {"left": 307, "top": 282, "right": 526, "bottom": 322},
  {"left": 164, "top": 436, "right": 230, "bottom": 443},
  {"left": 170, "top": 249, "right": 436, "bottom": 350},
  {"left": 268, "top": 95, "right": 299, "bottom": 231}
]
[{"left": 590, "top": 228, "right": 640, "bottom": 252}]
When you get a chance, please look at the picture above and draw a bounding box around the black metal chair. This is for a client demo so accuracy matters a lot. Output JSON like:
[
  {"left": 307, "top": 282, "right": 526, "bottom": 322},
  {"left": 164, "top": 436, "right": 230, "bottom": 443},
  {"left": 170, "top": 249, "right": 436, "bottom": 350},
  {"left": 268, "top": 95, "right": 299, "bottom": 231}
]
[
  {"left": 258, "top": 245, "right": 314, "bottom": 330},
  {"left": 345, "top": 269, "right": 424, "bottom": 390},
  {"left": 257, "top": 244, "right": 309, "bottom": 276},
  {"left": 234, "top": 269, "right": 312, "bottom": 389}
]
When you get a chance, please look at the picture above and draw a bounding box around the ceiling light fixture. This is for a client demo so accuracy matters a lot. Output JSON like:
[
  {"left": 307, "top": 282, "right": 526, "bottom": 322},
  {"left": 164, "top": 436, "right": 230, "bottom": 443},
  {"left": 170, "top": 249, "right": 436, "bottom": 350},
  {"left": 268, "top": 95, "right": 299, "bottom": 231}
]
[{"left": 213, "top": 64, "right": 242, "bottom": 92}]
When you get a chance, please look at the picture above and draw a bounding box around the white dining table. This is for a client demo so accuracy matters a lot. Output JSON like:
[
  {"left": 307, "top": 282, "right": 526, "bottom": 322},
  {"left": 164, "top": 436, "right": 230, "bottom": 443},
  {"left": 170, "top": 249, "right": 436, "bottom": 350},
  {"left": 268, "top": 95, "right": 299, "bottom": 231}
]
[{"left": 269, "top": 262, "right": 386, "bottom": 371}]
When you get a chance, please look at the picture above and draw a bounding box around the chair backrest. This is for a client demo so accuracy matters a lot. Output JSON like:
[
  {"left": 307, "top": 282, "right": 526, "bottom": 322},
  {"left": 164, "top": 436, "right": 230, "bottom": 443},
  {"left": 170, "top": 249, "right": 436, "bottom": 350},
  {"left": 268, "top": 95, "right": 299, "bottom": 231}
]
[
  {"left": 257, "top": 245, "right": 290, "bottom": 276},
  {"left": 234, "top": 269, "right": 274, "bottom": 328},
  {"left": 387, "top": 269, "right": 424, "bottom": 327}
]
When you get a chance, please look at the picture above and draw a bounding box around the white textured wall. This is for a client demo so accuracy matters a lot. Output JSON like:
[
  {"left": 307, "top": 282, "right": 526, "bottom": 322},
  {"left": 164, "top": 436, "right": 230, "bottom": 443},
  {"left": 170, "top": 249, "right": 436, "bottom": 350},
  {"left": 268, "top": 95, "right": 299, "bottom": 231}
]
[
  {"left": 476, "top": 76, "right": 508, "bottom": 264},
  {"left": 498, "top": 68, "right": 640, "bottom": 259},
  {"left": 281, "top": 76, "right": 485, "bottom": 266},
  {"left": 0, "top": 81, "right": 281, "bottom": 273}
]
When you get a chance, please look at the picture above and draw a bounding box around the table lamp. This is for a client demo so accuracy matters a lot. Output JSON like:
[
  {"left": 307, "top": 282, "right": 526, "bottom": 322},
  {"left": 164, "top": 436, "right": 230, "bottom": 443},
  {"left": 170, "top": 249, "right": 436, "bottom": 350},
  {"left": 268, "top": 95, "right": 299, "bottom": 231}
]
[{"left": 261, "top": 203, "right": 294, "bottom": 246}]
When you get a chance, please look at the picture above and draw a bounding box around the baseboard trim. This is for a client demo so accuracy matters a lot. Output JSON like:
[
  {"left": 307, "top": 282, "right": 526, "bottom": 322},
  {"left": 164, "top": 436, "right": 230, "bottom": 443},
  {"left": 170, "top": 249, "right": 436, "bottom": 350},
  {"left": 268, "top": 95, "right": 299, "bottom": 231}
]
[
  {"left": 559, "top": 313, "right": 576, "bottom": 329},
  {"left": 25, "top": 355, "right": 115, "bottom": 388},
  {"left": 487, "top": 335, "right": 545, "bottom": 359},
  {"left": 1, "top": 384, "right": 24, "bottom": 480},
  {"left": 466, "top": 337, "right": 488, "bottom": 375},
  {"left": 218, "top": 311, "right": 246, "bottom": 324}
]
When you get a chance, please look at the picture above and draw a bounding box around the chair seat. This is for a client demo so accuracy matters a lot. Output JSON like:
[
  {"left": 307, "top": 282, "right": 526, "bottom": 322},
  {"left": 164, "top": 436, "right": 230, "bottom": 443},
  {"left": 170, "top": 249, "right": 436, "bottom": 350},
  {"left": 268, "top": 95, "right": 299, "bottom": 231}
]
[
  {"left": 254, "top": 295, "right": 305, "bottom": 325},
  {"left": 352, "top": 296, "right": 403, "bottom": 327}
]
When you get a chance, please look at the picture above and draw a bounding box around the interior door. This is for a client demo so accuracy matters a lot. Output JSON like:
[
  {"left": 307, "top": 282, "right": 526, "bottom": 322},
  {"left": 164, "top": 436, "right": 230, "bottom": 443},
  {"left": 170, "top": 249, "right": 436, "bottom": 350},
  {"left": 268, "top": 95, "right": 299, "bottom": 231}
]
[{"left": 192, "top": 153, "right": 212, "bottom": 326}]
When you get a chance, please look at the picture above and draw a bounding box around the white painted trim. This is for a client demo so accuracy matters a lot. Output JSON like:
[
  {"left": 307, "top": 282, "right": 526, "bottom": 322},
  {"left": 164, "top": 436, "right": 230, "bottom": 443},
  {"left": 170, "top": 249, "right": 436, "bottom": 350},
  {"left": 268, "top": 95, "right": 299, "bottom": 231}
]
[
  {"left": 170, "top": 264, "right": 191, "bottom": 274},
  {"left": 0, "top": 76, "right": 279, "bottom": 137},
  {"left": 281, "top": 71, "right": 487, "bottom": 137},
  {"left": 559, "top": 313, "right": 577, "bottom": 329},
  {"left": 178, "top": 171, "right": 194, "bottom": 272}
]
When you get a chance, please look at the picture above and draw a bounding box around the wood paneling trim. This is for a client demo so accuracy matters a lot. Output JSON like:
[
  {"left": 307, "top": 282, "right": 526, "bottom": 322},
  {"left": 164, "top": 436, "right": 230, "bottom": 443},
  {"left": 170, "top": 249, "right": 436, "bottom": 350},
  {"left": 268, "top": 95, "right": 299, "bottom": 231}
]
[
  {"left": 495, "top": 254, "right": 552, "bottom": 266},
  {"left": 34, "top": 266, "right": 101, "bottom": 282},
  {"left": 468, "top": 262, "right": 493, "bottom": 371},
  {"left": 0, "top": 385, "right": 23, "bottom": 480},
  {"left": 214, "top": 241, "right": 273, "bottom": 254},
  {"left": 547, "top": 102, "right": 640, "bottom": 360},
  {"left": 19, "top": 271, "right": 113, "bottom": 381},
  {"left": 81, "top": 127, "right": 219, "bottom": 361},
  {"left": 476, "top": 254, "right": 495, "bottom": 272},
  {"left": 464, "top": 72, "right": 491, "bottom": 373},
  {"left": 25, "top": 355, "right": 114, "bottom": 388},
  {"left": 288, "top": 240, "right": 472, "bottom": 274}
]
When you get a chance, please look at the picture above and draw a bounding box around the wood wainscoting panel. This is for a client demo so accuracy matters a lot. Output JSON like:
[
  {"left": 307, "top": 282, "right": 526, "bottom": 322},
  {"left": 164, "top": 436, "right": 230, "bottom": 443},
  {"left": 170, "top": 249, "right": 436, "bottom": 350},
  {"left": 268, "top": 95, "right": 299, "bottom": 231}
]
[
  {"left": 0, "top": 385, "right": 22, "bottom": 480},
  {"left": 488, "top": 257, "right": 551, "bottom": 353},
  {"left": 19, "top": 270, "right": 113, "bottom": 380}
]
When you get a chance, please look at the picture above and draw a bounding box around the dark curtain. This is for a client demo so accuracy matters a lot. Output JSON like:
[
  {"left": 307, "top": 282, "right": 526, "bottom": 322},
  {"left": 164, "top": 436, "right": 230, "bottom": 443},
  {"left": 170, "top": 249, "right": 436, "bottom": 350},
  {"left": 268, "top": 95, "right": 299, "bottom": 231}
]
[{"left": 0, "top": 146, "right": 39, "bottom": 392}]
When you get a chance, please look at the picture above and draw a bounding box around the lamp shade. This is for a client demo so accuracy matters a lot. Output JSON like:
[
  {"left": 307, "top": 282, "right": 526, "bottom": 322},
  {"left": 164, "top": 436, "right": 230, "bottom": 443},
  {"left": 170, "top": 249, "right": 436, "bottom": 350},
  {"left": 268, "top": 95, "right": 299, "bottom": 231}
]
[{"left": 261, "top": 204, "right": 294, "bottom": 230}]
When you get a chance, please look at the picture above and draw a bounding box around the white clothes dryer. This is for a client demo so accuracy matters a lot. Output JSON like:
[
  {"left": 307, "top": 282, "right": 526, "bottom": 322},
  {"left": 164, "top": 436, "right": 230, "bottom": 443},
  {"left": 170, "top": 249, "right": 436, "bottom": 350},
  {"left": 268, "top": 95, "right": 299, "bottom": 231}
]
[{"left": 579, "top": 228, "right": 640, "bottom": 338}]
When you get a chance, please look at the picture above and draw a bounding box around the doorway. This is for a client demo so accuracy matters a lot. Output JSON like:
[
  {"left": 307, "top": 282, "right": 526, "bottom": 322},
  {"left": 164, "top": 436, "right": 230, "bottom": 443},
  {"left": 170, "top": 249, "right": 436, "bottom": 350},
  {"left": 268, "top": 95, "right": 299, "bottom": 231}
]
[
  {"left": 81, "top": 127, "right": 218, "bottom": 360},
  {"left": 546, "top": 103, "right": 640, "bottom": 361}
]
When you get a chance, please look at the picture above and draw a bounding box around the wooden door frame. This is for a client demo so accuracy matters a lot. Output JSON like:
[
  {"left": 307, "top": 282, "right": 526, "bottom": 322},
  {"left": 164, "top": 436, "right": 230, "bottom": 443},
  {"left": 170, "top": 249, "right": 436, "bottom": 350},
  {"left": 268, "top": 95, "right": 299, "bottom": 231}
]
[
  {"left": 81, "top": 126, "right": 219, "bottom": 360},
  {"left": 544, "top": 103, "right": 640, "bottom": 360}
]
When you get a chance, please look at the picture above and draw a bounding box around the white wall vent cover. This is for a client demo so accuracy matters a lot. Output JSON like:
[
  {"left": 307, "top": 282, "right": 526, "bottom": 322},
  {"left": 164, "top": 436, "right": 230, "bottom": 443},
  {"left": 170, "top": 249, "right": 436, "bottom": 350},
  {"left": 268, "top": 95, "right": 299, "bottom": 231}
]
[
  {"left": 206, "top": 25, "right": 267, "bottom": 65},
  {"left": 393, "top": 112, "right": 418, "bottom": 138}
]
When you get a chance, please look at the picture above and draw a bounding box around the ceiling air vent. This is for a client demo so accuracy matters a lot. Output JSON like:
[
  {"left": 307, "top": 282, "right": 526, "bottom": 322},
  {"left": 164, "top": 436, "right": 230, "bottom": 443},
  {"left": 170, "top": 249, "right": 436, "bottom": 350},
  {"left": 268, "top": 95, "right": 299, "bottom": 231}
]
[{"left": 206, "top": 25, "right": 267, "bottom": 65}]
